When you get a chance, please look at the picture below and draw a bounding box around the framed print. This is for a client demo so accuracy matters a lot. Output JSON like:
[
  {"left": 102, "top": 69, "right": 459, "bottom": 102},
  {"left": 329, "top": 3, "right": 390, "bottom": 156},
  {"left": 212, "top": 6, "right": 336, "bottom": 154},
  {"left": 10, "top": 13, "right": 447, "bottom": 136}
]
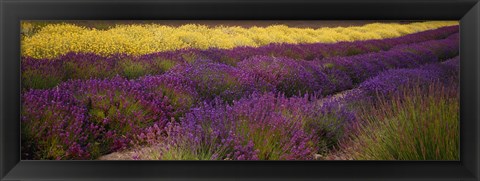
[{"left": 1, "top": 0, "right": 479, "bottom": 180}]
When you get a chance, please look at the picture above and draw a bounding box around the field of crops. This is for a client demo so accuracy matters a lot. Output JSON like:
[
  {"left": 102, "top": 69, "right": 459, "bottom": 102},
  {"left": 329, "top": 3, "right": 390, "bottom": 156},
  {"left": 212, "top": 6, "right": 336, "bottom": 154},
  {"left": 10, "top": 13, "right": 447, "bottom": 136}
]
[{"left": 21, "top": 21, "right": 460, "bottom": 160}]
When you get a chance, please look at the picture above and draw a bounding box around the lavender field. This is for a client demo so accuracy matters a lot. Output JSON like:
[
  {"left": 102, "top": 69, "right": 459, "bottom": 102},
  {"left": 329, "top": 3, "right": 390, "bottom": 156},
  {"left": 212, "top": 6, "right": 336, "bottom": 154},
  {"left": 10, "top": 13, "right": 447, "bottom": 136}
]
[{"left": 21, "top": 21, "right": 460, "bottom": 160}]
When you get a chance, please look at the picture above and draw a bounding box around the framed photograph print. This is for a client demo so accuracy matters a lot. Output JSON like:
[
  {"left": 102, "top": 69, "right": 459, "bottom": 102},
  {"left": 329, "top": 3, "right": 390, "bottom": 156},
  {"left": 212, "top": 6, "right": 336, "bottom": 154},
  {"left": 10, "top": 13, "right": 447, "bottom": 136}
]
[{"left": 1, "top": 0, "right": 479, "bottom": 180}]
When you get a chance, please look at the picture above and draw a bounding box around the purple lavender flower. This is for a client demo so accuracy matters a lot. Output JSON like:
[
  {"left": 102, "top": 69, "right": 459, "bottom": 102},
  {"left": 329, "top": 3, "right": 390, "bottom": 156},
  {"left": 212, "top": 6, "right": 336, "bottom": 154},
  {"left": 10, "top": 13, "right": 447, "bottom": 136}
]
[
  {"left": 57, "top": 76, "right": 174, "bottom": 153},
  {"left": 138, "top": 74, "right": 199, "bottom": 119},
  {"left": 237, "top": 56, "right": 329, "bottom": 97},
  {"left": 22, "top": 57, "right": 66, "bottom": 90},
  {"left": 358, "top": 56, "right": 460, "bottom": 98},
  {"left": 167, "top": 59, "right": 274, "bottom": 102},
  {"left": 22, "top": 89, "right": 93, "bottom": 159}
]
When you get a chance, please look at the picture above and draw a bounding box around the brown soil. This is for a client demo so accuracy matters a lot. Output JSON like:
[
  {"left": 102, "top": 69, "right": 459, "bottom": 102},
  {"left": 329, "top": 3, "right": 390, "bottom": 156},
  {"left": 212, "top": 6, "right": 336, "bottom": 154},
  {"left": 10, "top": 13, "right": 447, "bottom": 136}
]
[{"left": 98, "top": 146, "right": 152, "bottom": 160}]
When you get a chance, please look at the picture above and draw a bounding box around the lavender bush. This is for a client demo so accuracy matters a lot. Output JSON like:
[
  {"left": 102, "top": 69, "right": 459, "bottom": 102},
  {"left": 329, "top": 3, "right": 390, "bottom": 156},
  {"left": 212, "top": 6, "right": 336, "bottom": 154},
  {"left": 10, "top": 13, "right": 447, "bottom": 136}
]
[
  {"left": 237, "top": 56, "right": 331, "bottom": 96},
  {"left": 138, "top": 74, "right": 199, "bottom": 119},
  {"left": 358, "top": 56, "right": 460, "bottom": 98},
  {"left": 167, "top": 59, "right": 274, "bottom": 102},
  {"left": 57, "top": 76, "right": 174, "bottom": 154},
  {"left": 22, "top": 89, "right": 94, "bottom": 159},
  {"left": 345, "top": 80, "right": 459, "bottom": 160}
]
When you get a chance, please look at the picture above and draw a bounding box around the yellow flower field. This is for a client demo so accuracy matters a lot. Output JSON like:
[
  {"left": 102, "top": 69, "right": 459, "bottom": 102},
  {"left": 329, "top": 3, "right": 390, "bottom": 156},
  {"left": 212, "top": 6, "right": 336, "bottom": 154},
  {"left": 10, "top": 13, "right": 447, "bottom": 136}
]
[{"left": 21, "top": 21, "right": 458, "bottom": 59}]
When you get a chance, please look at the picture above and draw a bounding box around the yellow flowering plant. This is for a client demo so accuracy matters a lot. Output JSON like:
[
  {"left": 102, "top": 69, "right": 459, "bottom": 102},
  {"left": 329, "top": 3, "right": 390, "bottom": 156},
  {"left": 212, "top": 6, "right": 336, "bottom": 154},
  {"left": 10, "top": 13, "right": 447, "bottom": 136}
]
[{"left": 21, "top": 21, "right": 458, "bottom": 59}]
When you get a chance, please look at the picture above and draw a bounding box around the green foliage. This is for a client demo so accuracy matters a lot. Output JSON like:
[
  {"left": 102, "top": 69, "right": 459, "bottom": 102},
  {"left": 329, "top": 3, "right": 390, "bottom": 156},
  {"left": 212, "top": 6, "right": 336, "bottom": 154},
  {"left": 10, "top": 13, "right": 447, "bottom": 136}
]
[
  {"left": 121, "top": 60, "right": 147, "bottom": 79},
  {"left": 22, "top": 71, "right": 63, "bottom": 90},
  {"left": 350, "top": 82, "right": 459, "bottom": 160},
  {"left": 154, "top": 59, "right": 177, "bottom": 72}
]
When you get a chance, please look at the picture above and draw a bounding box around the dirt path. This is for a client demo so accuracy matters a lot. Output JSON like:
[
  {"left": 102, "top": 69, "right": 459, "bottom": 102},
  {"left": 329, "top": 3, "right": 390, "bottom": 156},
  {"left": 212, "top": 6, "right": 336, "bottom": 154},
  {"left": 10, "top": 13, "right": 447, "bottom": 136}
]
[{"left": 98, "top": 146, "right": 155, "bottom": 160}]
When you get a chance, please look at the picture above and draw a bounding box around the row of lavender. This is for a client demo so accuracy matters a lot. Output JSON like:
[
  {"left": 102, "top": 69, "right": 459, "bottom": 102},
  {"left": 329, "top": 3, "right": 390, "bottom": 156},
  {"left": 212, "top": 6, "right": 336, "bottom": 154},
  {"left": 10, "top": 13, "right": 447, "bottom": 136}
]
[
  {"left": 132, "top": 57, "right": 459, "bottom": 160},
  {"left": 22, "top": 33, "right": 459, "bottom": 159},
  {"left": 22, "top": 26, "right": 458, "bottom": 90}
]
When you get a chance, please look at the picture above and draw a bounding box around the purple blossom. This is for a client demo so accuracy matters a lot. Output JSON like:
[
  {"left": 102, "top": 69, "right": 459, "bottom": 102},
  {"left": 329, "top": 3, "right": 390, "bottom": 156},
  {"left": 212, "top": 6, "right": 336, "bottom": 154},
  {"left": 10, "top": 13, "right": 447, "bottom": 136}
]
[
  {"left": 138, "top": 74, "right": 199, "bottom": 119},
  {"left": 237, "top": 56, "right": 331, "bottom": 96},
  {"left": 358, "top": 56, "right": 460, "bottom": 98},
  {"left": 57, "top": 76, "right": 174, "bottom": 153},
  {"left": 22, "top": 89, "right": 93, "bottom": 159},
  {"left": 167, "top": 59, "right": 274, "bottom": 102}
]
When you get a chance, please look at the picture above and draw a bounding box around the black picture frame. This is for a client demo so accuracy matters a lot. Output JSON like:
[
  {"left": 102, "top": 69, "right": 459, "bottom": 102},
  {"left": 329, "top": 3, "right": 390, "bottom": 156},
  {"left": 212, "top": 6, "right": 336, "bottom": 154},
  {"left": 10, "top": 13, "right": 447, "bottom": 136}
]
[{"left": 1, "top": 0, "right": 479, "bottom": 180}]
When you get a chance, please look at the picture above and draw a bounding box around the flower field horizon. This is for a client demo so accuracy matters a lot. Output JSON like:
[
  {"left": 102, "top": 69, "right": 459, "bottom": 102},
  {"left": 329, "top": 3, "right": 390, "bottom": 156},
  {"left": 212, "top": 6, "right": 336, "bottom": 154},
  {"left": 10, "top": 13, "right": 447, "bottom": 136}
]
[{"left": 21, "top": 21, "right": 460, "bottom": 160}]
